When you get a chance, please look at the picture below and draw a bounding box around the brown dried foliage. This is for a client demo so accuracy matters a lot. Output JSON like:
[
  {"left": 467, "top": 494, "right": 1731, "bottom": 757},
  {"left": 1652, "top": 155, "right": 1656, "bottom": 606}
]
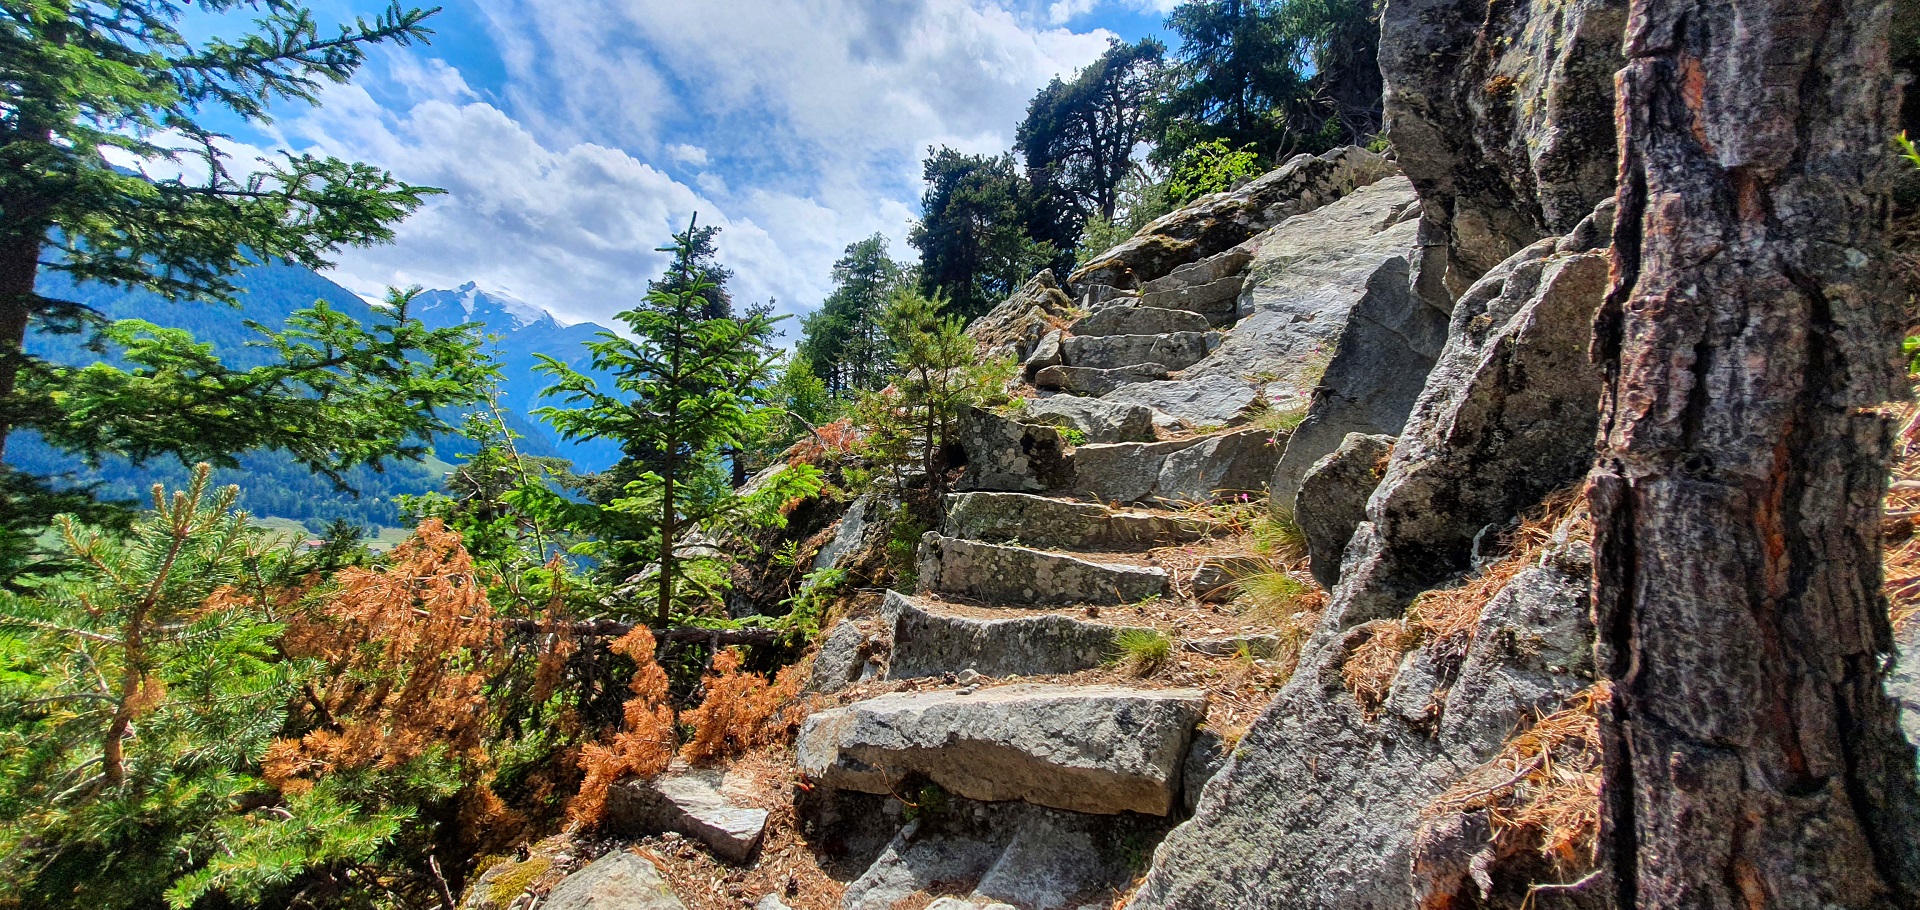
[
  {"left": 1885, "top": 386, "right": 1920, "bottom": 639},
  {"left": 1425, "top": 684, "right": 1609, "bottom": 876},
  {"left": 680, "top": 649, "right": 807, "bottom": 765},
  {"left": 1342, "top": 620, "right": 1414, "bottom": 719},
  {"left": 569, "top": 627, "right": 678, "bottom": 827},
  {"left": 1409, "top": 484, "right": 1587, "bottom": 656},
  {"left": 266, "top": 520, "right": 503, "bottom": 790}
]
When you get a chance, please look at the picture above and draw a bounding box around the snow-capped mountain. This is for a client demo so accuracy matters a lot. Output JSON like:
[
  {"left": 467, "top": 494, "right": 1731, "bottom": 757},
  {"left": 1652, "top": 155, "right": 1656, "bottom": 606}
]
[{"left": 409, "top": 282, "right": 570, "bottom": 332}]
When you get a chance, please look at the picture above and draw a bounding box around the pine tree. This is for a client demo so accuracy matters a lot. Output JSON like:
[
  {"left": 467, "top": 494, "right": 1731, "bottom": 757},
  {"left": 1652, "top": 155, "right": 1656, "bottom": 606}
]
[
  {"left": 535, "top": 218, "right": 822, "bottom": 626},
  {"left": 797, "top": 234, "right": 908, "bottom": 396},
  {"left": 0, "top": 3, "right": 490, "bottom": 582},
  {"left": 909, "top": 149, "right": 1056, "bottom": 320},
  {"left": 1018, "top": 39, "right": 1166, "bottom": 250}
]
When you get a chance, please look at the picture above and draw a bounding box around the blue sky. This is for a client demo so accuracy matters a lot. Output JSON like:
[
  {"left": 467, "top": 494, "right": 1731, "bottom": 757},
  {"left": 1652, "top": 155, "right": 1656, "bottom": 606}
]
[{"left": 187, "top": 1, "right": 1175, "bottom": 332}]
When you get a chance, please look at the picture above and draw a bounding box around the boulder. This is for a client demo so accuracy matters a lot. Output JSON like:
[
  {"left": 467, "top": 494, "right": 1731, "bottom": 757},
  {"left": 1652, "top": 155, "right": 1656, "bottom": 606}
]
[
  {"left": 1379, "top": 0, "right": 1623, "bottom": 303},
  {"left": 811, "top": 492, "right": 880, "bottom": 573},
  {"left": 917, "top": 534, "right": 1169, "bottom": 606},
  {"left": 1293, "top": 434, "right": 1396, "bottom": 589},
  {"left": 1181, "top": 728, "right": 1228, "bottom": 814},
  {"left": 954, "top": 407, "right": 1075, "bottom": 493},
  {"left": 540, "top": 851, "right": 684, "bottom": 910},
  {"left": 1021, "top": 396, "right": 1156, "bottom": 444},
  {"left": 884, "top": 592, "right": 1148, "bottom": 682},
  {"left": 943, "top": 492, "right": 1205, "bottom": 551},
  {"left": 796, "top": 684, "right": 1206, "bottom": 815},
  {"left": 1033, "top": 363, "right": 1172, "bottom": 396},
  {"left": 1070, "top": 438, "right": 1209, "bottom": 505},
  {"left": 1137, "top": 275, "right": 1246, "bottom": 325},
  {"left": 805, "top": 620, "right": 873, "bottom": 694},
  {"left": 1060, "top": 332, "right": 1220, "bottom": 372},
  {"left": 1024, "top": 330, "right": 1064, "bottom": 377},
  {"left": 1100, "top": 375, "right": 1262, "bottom": 430},
  {"left": 605, "top": 770, "right": 768, "bottom": 864},
  {"left": 1153, "top": 428, "right": 1281, "bottom": 506},
  {"left": 1895, "top": 631, "right": 1920, "bottom": 755},
  {"left": 1140, "top": 247, "right": 1255, "bottom": 295},
  {"left": 1071, "top": 304, "right": 1212, "bottom": 337},
  {"left": 1069, "top": 146, "right": 1398, "bottom": 290}
]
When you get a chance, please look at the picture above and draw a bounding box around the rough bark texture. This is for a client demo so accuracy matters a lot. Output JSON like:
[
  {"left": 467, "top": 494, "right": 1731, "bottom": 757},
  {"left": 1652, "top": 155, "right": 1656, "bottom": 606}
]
[{"left": 1590, "top": 1, "right": 1920, "bottom": 905}]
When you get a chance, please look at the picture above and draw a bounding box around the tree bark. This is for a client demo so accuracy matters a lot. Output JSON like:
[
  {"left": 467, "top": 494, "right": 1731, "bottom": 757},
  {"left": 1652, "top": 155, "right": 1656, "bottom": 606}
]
[
  {"left": 1591, "top": 1, "right": 1920, "bottom": 906},
  {"left": 0, "top": 235, "right": 40, "bottom": 465}
]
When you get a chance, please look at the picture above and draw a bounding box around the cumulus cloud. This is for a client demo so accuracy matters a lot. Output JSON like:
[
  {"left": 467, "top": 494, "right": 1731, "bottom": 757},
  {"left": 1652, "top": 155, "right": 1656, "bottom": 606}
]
[{"left": 273, "top": 1, "right": 1120, "bottom": 334}]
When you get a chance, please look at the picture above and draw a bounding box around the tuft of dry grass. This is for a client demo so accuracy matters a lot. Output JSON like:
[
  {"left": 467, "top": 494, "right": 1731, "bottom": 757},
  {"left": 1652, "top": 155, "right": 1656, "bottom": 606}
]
[
  {"left": 1424, "top": 683, "right": 1609, "bottom": 877},
  {"left": 1342, "top": 620, "right": 1414, "bottom": 719},
  {"left": 1409, "top": 484, "right": 1587, "bottom": 657}
]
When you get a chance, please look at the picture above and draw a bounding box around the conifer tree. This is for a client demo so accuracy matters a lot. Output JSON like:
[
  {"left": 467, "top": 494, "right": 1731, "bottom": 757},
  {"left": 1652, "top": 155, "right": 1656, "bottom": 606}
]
[
  {"left": 0, "top": 2, "right": 489, "bottom": 582},
  {"left": 536, "top": 218, "right": 822, "bottom": 626},
  {"left": 797, "top": 234, "right": 908, "bottom": 396}
]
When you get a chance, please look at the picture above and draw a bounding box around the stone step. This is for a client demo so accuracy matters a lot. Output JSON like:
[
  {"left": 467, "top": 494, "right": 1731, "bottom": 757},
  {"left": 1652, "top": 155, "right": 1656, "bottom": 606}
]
[
  {"left": 1072, "top": 428, "right": 1281, "bottom": 506},
  {"left": 605, "top": 768, "right": 769, "bottom": 863},
  {"left": 1069, "top": 305, "right": 1211, "bottom": 338},
  {"left": 1140, "top": 246, "right": 1254, "bottom": 295},
  {"left": 882, "top": 591, "right": 1150, "bottom": 680},
  {"left": 1019, "top": 395, "right": 1156, "bottom": 443},
  {"left": 1033, "top": 363, "right": 1170, "bottom": 396},
  {"left": 1138, "top": 275, "right": 1244, "bottom": 326},
  {"left": 944, "top": 491, "right": 1208, "bottom": 550},
  {"left": 918, "top": 534, "right": 1169, "bottom": 605},
  {"left": 1060, "top": 331, "right": 1220, "bottom": 372},
  {"left": 796, "top": 683, "right": 1207, "bottom": 815}
]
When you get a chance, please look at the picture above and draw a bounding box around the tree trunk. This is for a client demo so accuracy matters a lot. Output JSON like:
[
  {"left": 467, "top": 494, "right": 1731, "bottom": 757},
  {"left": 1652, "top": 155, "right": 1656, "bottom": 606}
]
[
  {"left": 1590, "top": 2, "right": 1920, "bottom": 906},
  {"left": 0, "top": 235, "right": 40, "bottom": 465}
]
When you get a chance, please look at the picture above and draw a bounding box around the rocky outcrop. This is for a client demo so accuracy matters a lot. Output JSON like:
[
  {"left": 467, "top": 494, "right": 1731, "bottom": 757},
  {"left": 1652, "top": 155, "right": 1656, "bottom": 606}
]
[
  {"left": 884, "top": 592, "right": 1146, "bottom": 684},
  {"left": 1179, "top": 177, "right": 1428, "bottom": 437},
  {"left": 606, "top": 769, "right": 769, "bottom": 863},
  {"left": 1071, "top": 304, "right": 1212, "bottom": 337},
  {"left": 1100, "top": 375, "right": 1261, "bottom": 429},
  {"left": 1069, "top": 146, "right": 1399, "bottom": 290},
  {"left": 1379, "top": 0, "right": 1623, "bottom": 302},
  {"left": 805, "top": 620, "right": 876, "bottom": 694},
  {"left": 797, "top": 684, "right": 1206, "bottom": 816},
  {"left": 917, "top": 534, "right": 1169, "bottom": 606},
  {"left": 1294, "top": 433, "right": 1395, "bottom": 589},
  {"left": 967, "top": 270, "right": 1075, "bottom": 361},
  {"left": 1060, "top": 331, "right": 1220, "bottom": 372},
  {"left": 1034, "top": 363, "right": 1171, "bottom": 396},
  {"left": 1072, "top": 429, "right": 1280, "bottom": 507}
]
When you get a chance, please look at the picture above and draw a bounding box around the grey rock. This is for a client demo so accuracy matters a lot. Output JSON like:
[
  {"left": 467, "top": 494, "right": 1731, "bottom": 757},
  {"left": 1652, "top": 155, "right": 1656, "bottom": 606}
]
[
  {"left": 1099, "top": 375, "right": 1261, "bottom": 430},
  {"left": 1061, "top": 332, "right": 1220, "bottom": 372},
  {"left": 1896, "top": 632, "right": 1920, "bottom": 754},
  {"left": 1184, "top": 634, "right": 1282, "bottom": 658},
  {"left": 917, "top": 534, "right": 1169, "bottom": 606},
  {"left": 1137, "top": 275, "right": 1246, "bottom": 325},
  {"left": 1070, "top": 146, "right": 1398, "bottom": 289},
  {"left": 1181, "top": 178, "right": 1426, "bottom": 420},
  {"left": 812, "top": 493, "right": 879, "bottom": 573},
  {"left": 1294, "top": 433, "right": 1396, "bottom": 589},
  {"left": 1153, "top": 428, "right": 1281, "bottom": 507},
  {"left": 754, "top": 897, "right": 793, "bottom": 910},
  {"left": 797, "top": 684, "right": 1206, "bottom": 815},
  {"left": 1181, "top": 728, "right": 1228, "bottom": 815},
  {"left": 541, "top": 851, "right": 685, "bottom": 910},
  {"left": 1380, "top": 0, "right": 1623, "bottom": 303},
  {"left": 1033, "top": 363, "right": 1173, "bottom": 396},
  {"left": 1081, "top": 283, "right": 1133, "bottom": 308},
  {"left": 884, "top": 591, "right": 1146, "bottom": 680},
  {"left": 967, "top": 270, "right": 1075, "bottom": 360},
  {"left": 1024, "top": 330, "right": 1064, "bottom": 378},
  {"left": 1069, "top": 438, "right": 1208, "bottom": 505},
  {"left": 806, "top": 620, "right": 871, "bottom": 694},
  {"left": 944, "top": 492, "right": 1206, "bottom": 551},
  {"left": 1020, "top": 396, "right": 1156, "bottom": 444},
  {"left": 1140, "top": 247, "right": 1255, "bottom": 295},
  {"left": 954, "top": 407, "right": 1075, "bottom": 493},
  {"left": 606, "top": 770, "right": 768, "bottom": 864},
  {"left": 1071, "top": 305, "right": 1212, "bottom": 337},
  {"left": 1189, "top": 556, "right": 1269, "bottom": 603}
]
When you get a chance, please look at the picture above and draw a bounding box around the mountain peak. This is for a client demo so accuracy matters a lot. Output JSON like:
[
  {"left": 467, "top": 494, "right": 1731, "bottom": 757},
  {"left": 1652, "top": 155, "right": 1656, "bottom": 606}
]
[{"left": 415, "top": 283, "right": 568, "bottom": 331}]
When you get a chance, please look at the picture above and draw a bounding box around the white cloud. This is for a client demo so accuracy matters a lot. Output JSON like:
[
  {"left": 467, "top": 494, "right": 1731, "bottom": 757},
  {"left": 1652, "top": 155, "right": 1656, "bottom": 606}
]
[{"left": 266, "top": 1, "right": 1119, "bottom": 336}]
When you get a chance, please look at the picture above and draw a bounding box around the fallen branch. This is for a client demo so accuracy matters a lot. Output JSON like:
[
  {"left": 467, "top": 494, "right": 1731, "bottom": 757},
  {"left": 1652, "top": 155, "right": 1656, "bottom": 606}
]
[{"left": 500, "top": 618, "right": 783, "bottom": 646}]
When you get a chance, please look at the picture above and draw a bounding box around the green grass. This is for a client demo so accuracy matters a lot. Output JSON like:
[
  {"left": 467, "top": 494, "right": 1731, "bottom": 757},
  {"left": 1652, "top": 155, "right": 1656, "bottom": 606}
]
[
  {"left": 1112, "top": 628, "right": 1173, "bottom": 675},
  {"left": 1252, "top": 511, "right": 1308, "bottom": 561}
]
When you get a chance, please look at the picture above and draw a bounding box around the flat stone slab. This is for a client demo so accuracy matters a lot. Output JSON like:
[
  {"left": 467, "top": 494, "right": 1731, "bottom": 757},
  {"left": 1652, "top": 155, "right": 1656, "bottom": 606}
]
[
  {"left": 954, "top": 407, "right": 1075, "bottom": 493},
  {"left": 1020, "top": 395, "right": 1156, "bottom": 443},
  {"left": 1138, "top": 275, "right": 1245, "bottom": 325},
  {"left": 883, "top": 591, "right": 1149, "bottom": 680},
  {"left": 1070, "top": 429, "right": 1279, "bottom": 506},
  {"left": 797, "top": 684, "right": 1207, "bottom": 815},
  {"left": 1033, "top": 363, "right": 1170, "bottom": 396},
  {"left": 1061, "top": 332, "right": 1220, "bottom": 372},
  {"left": 1100, "top": 375, "right": 1261, "bottom": 430},
  {"left": 944, "top": 491, "right": 1207, "bottom": 551},
  {"left": 918, "top": 534, "right": 1169, "bottom": 605},
  {"left": 606, "top": 769, "right": 769, "bottom": 863},
  {"left": 541, "top": 851, "right": 685, "bottom": 910},
  {"left": 1141, "top": 247, "right": 1255, "bottom": 295},
  {"left": 1071, "top": 305, "right": 1212, "bottom": 337}
]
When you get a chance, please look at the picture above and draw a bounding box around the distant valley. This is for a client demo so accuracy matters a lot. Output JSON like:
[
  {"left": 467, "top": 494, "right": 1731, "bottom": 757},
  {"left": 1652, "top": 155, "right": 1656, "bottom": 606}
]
[{"left": 16, "top": 263, "right": 622, "bottom": 534}]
